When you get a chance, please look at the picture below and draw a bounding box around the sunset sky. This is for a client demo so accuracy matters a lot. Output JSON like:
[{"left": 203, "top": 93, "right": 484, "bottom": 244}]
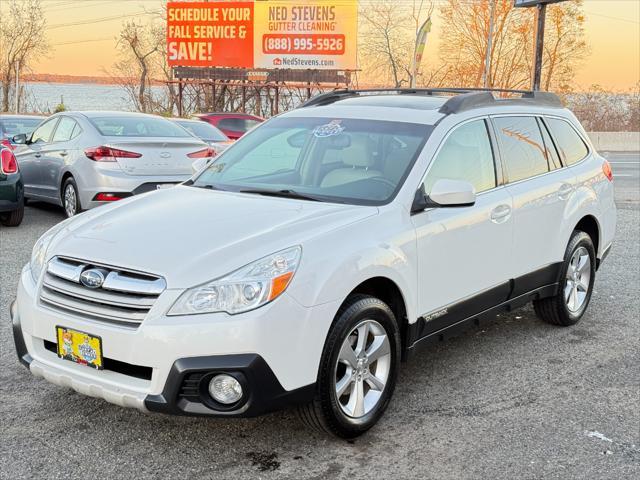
[{"left": 14, "top": 0, "right": 640, "bottom": 91}]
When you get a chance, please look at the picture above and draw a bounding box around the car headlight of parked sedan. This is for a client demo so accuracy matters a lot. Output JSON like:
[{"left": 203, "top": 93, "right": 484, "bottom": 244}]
[{"left": 168, "top": 246, "right": 302, "bottom": 316}]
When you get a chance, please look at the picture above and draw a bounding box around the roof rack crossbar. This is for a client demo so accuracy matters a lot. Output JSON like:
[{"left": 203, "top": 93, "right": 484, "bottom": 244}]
[{"left": 298, "top": 87, "right": 563, "bottom": 113}]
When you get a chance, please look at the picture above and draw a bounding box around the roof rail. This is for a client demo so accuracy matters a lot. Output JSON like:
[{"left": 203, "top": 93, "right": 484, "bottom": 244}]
[{"left": 298, "top": 88, "right": 563, "bottom": 113}]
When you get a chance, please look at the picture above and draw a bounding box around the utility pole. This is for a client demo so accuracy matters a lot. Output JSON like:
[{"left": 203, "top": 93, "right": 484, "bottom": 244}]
[
  {"left": 15, "top": 61, "right": 20, "bottom": 113},
  {"left": 483, "top": 0, "right": 496, "bottom": 88},
  {"left": 531, "top": 2, "right": 547, "bottom": 90}
]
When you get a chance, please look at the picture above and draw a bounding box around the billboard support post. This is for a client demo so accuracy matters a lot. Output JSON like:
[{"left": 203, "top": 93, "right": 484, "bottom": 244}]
[{"left": 532, "top": 2, "right": 547, "bottom": 91}]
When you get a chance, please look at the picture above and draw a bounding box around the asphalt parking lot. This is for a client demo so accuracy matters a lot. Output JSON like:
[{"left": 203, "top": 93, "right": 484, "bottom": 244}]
[{"left": 0, "top": 153, "right": 638, "bottom": 479}]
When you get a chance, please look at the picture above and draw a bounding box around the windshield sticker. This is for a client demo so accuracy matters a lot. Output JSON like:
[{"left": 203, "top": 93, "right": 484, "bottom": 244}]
[{"left": 313, "top": 120, "right": 345, "bottom": 138}]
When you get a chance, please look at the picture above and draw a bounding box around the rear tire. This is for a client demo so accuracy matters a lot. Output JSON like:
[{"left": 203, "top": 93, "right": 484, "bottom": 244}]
[
  {"left": 533, "top": 230, "right": 596, "bottom": 326},
  {"left": 62, "top": 177, "right": 81, "bottom": 218},
  {"left": 297, "top": 295, "right": 400, "bottom": 438},
  {"left": 0, "top": 186, "right": 24, "bottom": 227}
]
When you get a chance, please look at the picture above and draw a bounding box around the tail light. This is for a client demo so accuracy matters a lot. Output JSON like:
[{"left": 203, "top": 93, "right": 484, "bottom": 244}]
[
  {"left": 85, "top": 146, "right": 142, "bottom": 162},
  {"left": 1, "top": 148, "right": 18, "bottom": 174},
  {"left": 1, "top": 139, "right": 15, "bottom": 151},
  {"left": 94, "top": 192, "right": 129, "bottom": 202},
  {"left": 602, "top": 160, "right": 613, "bottom": 182},
  {"left": 188, "top": 147, "right": 215, "bottom": 159}
]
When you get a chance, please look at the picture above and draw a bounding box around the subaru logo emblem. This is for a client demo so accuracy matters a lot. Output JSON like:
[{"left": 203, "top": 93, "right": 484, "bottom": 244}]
[{"left": 80, "top": 269, "right": 105, "bottom": 289}]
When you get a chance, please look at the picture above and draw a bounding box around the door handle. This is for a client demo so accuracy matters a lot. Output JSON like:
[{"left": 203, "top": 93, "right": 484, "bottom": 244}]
[
  {"left": 490, "top": 204, "right": 511, "bottom": 223},
  {"left": 558, "top": 184, "right": 574, "bottom": 200},
  {"left": 60, "top": 151, "right": 68, "bottom": 157},
  {"left": 34, "top": 153, "right": 41, "bottom": 158}
]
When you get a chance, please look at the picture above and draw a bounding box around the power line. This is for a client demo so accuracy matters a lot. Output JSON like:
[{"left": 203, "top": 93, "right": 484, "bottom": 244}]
[
  {"left": 47, "top": 10, "right": 162, "bottom": 29},
  {"left": 584, "top": 10, "right": 640, "bottom": 25},
  {"left": 51, "top": 37, "right": 113, "bottom": 46}
]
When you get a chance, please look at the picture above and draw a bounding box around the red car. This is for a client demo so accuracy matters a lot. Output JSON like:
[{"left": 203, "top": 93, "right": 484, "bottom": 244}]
[{"left": 194, "top": 112, "right": 264, "bottom": 140}]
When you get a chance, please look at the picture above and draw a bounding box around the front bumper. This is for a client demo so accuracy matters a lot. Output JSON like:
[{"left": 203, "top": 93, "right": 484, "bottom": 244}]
[{"left": 12, "top": 266, "right": 336, "bottom": 416}]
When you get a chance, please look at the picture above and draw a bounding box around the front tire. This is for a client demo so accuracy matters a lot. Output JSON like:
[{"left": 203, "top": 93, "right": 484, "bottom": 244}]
[
  {"left": 298, "top": 295, "right": 400, "bottom": 438},
  {"left": 62, "top": 177, "right": 81, "bottom": 218},
  {"left": 534, "top": 230, "right": 596, "bottom": 326}
]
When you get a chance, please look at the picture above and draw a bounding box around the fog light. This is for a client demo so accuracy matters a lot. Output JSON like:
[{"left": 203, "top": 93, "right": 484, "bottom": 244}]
[{"left": 208, "top": 374, "right": 243, "bottom": 404}]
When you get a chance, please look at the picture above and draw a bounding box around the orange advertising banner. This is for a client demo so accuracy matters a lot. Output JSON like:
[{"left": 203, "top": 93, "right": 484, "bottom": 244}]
[
  {"left": 167, "top": 0, "right": 357, "bottom": 70},
  {"left": 167, "top": 1, "right": 254, "bottom": 68}
]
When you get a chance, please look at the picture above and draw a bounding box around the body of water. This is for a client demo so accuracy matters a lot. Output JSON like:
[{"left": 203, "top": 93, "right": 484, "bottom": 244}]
[{"left": 16, "top": 82, "right": 165, "bottom": 113}]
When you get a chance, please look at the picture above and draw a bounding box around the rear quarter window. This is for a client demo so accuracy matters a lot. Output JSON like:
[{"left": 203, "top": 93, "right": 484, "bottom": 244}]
[{"left": 546, "top": 118, "right": 589, "bottom": 166}]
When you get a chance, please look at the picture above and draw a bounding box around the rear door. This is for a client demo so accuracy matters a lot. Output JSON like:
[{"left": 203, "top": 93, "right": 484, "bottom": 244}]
[
  {"left": 493, "top": 115, "right": 576, "bottom": 290},
  {"left": 15, "top": 117, "right": 59, "bottom": 197},
  {"left": 412, "top": 118, "right": 514, "bottom": 332}
]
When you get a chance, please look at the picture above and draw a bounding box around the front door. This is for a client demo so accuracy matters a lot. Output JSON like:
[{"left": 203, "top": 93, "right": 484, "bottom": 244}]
[
  {"left": 411, "top": 118, "right": 514, "bottom": 334},
  {"left": 15, "top": 117, "right": 59, "bottom": 198}
]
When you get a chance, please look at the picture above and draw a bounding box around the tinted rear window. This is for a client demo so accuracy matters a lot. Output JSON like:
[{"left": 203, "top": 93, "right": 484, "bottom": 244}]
[
  {"left": 90, "top": 116, "right": 191, "bottom": 137},
  {"left": 494, "top": 116, "right": 549, "bottom": 183},
  {"left": 176, "top": 120, "right": 227, "bottom": 141},
  {"left": 546, "top": 118, "right": 589, "bottom": 166},
  {"left": 218, "top": 117, "right": 262, "bottom": 132}
]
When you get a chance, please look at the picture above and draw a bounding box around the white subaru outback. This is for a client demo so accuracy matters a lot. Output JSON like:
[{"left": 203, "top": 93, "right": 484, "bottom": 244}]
[{"left": 11, "top": 89, "right": 616, "bottom": 438}]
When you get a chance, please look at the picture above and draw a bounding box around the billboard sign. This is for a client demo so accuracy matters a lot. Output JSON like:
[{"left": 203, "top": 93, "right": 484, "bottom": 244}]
[{"left": 167, "top": 0, "right": 358, "bottom": 70}]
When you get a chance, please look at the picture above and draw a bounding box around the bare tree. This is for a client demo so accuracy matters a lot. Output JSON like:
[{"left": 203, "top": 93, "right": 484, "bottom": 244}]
[
  {"left": 437, "top": 0, "right": 587, "bottom": 92},
  {"left": 0, "top": 0, "right": 48, "bottom": 112},
  {"left": 116, "top": 21, "right": 160, "bottom": 113}
]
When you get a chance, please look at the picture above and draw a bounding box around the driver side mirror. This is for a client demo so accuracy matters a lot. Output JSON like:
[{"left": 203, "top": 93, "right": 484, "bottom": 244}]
[
  {"left": 12, "top": 133, "right": 27, "bottom": 145},
  {"left": 411, "top": 179, "right": 476, "bottom": 213}
]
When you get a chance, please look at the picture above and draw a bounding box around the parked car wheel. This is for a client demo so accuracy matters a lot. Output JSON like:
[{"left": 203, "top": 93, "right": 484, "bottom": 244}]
[
  {"left": 298, "top": 295, "right": 400, "bottom": 438},
  {"left": 62, "top": 177, "right": 81, "bottom": 218},
  {"left": 0, "top": 186, "right": 24, "bottom": 227},
  {"left": 534, "top": 230, "right": 596, "bottom": 326}
]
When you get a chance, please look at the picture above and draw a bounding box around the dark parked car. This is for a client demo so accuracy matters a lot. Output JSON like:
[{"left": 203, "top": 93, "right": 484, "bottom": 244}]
[
  {"left": 0, "top": 114, "right": 46, "bottom": 150},
  {"left": 0, "top": 146, "right": 24, "bottom": 226},
  {"left": 194, "top": 112, "right": 263, "bottom": 140}
]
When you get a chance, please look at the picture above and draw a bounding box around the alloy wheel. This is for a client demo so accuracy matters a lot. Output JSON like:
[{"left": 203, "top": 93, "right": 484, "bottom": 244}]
[
  {"left": 565, "top": 246, "right": 591, "bottom": 312},
  {"left": 334, "top": 319, "right": 391, "bottom": 418},
  {"left": 64, "top": 184, "right": 77, "bottom": 217}
]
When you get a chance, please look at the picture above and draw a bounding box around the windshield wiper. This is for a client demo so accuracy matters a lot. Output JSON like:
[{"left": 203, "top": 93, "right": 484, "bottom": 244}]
[
  {"left": 190, "top": 183, "right": 225, "bottom": 191},
  {"left": 239, "top": 188, "right": 321, "bottom": 202}
]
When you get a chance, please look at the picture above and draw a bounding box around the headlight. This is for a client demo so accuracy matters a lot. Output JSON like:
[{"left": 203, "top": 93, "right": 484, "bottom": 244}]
[
  {"left": 168, "top": 246, "right": 302, "bottom": 315},
  {"left": 30, "top": 219, "right": 73, "bottom": 283}
]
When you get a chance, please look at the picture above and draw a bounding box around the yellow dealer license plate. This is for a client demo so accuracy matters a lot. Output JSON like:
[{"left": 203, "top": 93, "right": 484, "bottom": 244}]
[{"left": 56, "top": 326, "right": 103, "bottom": 370}]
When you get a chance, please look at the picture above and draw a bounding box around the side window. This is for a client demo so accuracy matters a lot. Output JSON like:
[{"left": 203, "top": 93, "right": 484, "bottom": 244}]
[
  {"left": 537, "top": 118, "right": 562, "bottom": 171},
  {"left": 494, "top": 116, "right": 549, "bottom": 183},
  {"left": 424, "top": 119, "right": 496, "bottom": 194},
  {"left": 52, "top": 117, "right": 79, "bottom": 142},
  {"left": 546, "top": 118, "right": 589, "bottom": 166},
  {"left": 31, "top": 118, "right": 58, "bottom": 144}
]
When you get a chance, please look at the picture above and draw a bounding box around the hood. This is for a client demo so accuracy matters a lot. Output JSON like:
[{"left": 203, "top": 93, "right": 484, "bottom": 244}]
[{"left": 49, "top": 186, "right": 377, "bottom": 288}]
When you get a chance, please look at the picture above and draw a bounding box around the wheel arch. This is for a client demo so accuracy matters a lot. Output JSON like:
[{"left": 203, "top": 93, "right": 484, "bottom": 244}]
[
  {"left": 60, "top": 171, "right": 75, "bottom": 200},
  {"left": 343, "top": 276, "right": 411, "bottom": 361},
  {"left": 573, "top": 214, "right": 600, "bottom": 259}
]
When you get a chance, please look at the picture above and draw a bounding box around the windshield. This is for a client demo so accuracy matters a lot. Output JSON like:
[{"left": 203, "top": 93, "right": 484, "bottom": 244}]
[
  {"left": 0, "top": 117, "right": 43, "bottom": 137},
  {"left": 90, "top": 116, "right": 191, "bottom": 138},
  {"left": 193, "top": 117, "right": 432, "bottom": 206},
  {"left": 176, "top": 120, "right": 228, "bottom": 141}
]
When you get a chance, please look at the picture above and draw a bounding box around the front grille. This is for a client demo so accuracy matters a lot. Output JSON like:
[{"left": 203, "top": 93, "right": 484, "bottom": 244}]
[{"left": 39, "top": 256, "right": 166, "bottom": 328}]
